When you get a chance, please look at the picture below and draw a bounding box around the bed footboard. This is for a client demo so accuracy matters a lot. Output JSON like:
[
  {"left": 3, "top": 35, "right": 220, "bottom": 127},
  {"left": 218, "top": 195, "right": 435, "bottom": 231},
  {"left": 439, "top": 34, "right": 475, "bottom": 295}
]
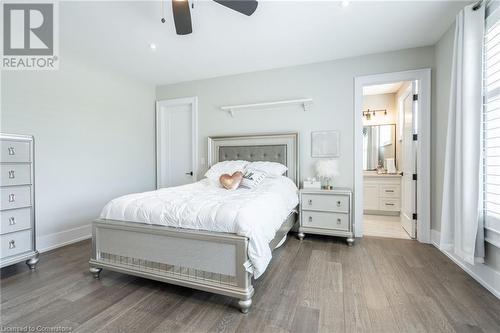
[{"left": 89, "top": 219, "right": 254, "bottom": 312}]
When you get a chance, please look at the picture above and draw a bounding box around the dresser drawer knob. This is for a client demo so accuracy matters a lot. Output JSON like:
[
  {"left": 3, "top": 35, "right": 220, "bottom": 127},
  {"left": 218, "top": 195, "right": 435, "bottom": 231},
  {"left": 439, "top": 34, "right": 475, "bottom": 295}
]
[
  {"left": 337, "top": 218, "right": 342, "bottom": 224},
  {"left": 309, "top": 216, "right": 313, "bottom": 222},
  {"left": 8, "top": 147, "right": 15, "bottom": 155},
  {"left": 308, "top": 199, "right": 313, "bottom": 205},
  {"left": 8, "top": 170, "right": 15, "bottom": 179},
  {"left": 9, "top": 240, "right": 15, "bottom": 249},
  {"left": 336, "top": 201, "right": 341, "bottom": 207},
  {"left": 8, "top": 194, "right": 15, "bottom": 202},
  {"left": 9, "top": 217, "right": 16, "bottom": 225}
]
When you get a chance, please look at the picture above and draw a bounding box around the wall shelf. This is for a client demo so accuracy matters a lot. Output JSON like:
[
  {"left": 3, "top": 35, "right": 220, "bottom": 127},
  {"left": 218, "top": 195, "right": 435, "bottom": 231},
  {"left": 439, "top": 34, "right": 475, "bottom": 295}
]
[{"left": 220, "top": 98, "right": 313, "bottom": 117}]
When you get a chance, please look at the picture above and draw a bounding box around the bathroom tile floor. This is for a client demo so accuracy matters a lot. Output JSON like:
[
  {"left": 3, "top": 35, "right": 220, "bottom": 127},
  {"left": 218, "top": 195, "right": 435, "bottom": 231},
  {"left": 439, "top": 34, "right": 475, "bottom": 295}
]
[{"left": 363, "top": 214, "right": 411, "bottom": 239}]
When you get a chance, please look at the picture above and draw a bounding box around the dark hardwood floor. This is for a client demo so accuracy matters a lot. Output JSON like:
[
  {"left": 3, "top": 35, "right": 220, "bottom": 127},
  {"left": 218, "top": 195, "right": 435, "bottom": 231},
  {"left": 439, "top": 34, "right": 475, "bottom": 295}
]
[{"left": 1, "top": 235, "right": 500, "bottom": 333}]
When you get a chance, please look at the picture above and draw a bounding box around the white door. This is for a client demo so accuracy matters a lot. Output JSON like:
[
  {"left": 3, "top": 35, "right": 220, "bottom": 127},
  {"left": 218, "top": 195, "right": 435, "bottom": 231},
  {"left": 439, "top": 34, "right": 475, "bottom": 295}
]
[
  {"left": 156, "top": 97, "right": 198, "bottom": 188},
  {"left": 400, "top": 82, "right": 417, "bottom": 238}
]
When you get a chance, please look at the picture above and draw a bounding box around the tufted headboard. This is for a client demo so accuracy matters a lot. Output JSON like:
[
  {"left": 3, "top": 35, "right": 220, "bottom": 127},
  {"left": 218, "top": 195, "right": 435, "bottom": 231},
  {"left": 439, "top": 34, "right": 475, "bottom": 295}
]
[{"left": 208, "top": 133, "right": 299, "bottom": 185}]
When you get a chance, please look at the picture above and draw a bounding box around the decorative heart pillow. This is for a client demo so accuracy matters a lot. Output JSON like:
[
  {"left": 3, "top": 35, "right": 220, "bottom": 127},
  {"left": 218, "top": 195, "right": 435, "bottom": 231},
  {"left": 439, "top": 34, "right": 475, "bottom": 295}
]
[{"left": 219, "top": 171, "right": 243, "bottom": 190}]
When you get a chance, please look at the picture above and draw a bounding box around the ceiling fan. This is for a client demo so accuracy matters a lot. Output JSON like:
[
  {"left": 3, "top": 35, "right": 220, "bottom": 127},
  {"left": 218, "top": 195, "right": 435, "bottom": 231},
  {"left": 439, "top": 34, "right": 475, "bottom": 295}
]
[{"left": 168, "top": 0, "right": 258, "bottom": 35}]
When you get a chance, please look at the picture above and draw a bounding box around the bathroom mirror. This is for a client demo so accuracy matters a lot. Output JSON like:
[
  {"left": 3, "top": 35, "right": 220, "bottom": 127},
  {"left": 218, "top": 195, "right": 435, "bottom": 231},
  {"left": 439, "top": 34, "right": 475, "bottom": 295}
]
[{"left": 362, "top": 124, "right": 396, "bottom": 171}]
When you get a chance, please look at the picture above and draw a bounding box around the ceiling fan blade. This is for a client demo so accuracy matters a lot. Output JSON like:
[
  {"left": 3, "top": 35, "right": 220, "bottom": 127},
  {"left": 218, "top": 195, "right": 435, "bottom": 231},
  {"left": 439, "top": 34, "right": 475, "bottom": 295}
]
[
  {"left": 213, "top": 0, "right": 258, "bottom": 16},
  {"left": 172, "top": 0, "right": 192, "bottom": 35}
]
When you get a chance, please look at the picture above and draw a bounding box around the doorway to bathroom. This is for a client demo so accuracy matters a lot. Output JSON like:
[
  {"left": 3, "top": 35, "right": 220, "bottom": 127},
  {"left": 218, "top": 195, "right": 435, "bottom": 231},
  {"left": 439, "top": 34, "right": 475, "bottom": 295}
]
[
  {"left": 361, "top": 81, "right": 415, "bottom": 239},
  {"left": 354, "top": 69, "right": 432, "bottom": 243}
]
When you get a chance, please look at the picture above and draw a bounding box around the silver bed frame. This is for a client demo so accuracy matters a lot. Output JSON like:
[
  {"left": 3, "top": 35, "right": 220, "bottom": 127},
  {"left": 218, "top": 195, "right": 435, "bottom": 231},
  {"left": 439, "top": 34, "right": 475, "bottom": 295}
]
[{"left": 89, "top": 133, "right": 299, "bottom": 313}]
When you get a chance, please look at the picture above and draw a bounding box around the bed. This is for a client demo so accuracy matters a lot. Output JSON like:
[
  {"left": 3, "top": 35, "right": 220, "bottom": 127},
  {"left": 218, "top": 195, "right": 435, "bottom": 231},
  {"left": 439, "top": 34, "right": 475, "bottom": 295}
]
[{"left": 88, "top": 133, "right": 299, "bottom": 313}]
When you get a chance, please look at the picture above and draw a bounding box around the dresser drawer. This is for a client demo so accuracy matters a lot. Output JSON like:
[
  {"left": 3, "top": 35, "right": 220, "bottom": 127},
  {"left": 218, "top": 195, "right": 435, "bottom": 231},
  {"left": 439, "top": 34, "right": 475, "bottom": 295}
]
[
  {"left": 379, "top": 184, "right": 400, "bottom": 198},
  {"left": 379, "top": 198, "right": 400, "bottom": 211},
  {"left": 0, "top": 186, "right": 31, "bottom": 211},
  {"left": 302, "top": 194, "right": 349, "bottom": 213},
  {"left": 0, "top": 229, "right": 32, "bottom": 259},
  {"left": 1, "top": 140, "right": 31, "bottom": 163},
  {"left": 0, "top": 208, "right": 31, "bottom": 235},
  {"left": 0, "top": 164, "right": 31, "bottom": 186},
  {"left": 301, "top": 211, "right": 349, "bottom": 231}
]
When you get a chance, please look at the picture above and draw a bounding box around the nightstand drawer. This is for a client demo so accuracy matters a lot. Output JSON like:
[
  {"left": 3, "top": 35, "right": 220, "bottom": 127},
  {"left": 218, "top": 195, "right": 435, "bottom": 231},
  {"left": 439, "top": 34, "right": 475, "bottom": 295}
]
[
  {"left": 301, "top": 211, "right": 349, "bottom": 231},
  {"left": 0, "top": 229, "right": 32, "bottom": 259},
  {"left": 379, "top": 185, "right": 400, "bottom": 198},
  {"left": 0, "top": 208, "right": 31, "bottom": 235},
  {"left": 379, "top": 198, "right": 400, "bottom": 211},
  {"left": 302, "top": 194, "right": 349, "bottom": 213}
]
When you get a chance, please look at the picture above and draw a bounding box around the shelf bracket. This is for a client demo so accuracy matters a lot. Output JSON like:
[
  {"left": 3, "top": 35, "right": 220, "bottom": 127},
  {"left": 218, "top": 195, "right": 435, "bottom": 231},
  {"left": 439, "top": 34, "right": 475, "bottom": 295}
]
[{"left": 302, "top": 101, "right": 312, "bottom": 112}]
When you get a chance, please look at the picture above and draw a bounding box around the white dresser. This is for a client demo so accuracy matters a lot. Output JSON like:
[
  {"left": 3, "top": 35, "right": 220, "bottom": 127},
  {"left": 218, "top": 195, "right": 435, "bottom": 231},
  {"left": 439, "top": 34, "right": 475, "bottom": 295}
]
[
  {"left": 298, "top": 188, "right": 354, "bottom": 245},
  {"left": 0, "top": 133, "right": 39, "bottom": 269},
  {"left": 363, "top": 172, "right": 402, "bottom": 215}
]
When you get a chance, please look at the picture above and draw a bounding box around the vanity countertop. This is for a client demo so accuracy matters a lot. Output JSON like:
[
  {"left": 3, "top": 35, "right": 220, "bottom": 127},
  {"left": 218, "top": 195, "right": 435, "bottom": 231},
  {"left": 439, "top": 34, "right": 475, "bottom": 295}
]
[{"left": 363, "top": 171, "right": 402, "bottom": 178}]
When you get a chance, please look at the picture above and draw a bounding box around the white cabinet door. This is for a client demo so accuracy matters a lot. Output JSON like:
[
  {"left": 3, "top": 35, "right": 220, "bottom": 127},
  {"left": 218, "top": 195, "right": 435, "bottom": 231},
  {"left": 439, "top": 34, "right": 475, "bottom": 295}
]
[{"left": 364, "top": 184, "right": 379, "bottom": 210}]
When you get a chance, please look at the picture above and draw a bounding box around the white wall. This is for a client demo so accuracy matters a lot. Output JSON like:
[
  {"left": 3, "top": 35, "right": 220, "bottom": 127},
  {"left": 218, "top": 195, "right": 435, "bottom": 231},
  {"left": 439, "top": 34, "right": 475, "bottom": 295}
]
[
  {"left": 1, "top": 53, "right": 156, "bottom": 251},
  {"left": 433, "top": 24, "right": 455, "bottom": 233},
  {"left": 156, "top": 46, "right": 435, "bottom": 188}
]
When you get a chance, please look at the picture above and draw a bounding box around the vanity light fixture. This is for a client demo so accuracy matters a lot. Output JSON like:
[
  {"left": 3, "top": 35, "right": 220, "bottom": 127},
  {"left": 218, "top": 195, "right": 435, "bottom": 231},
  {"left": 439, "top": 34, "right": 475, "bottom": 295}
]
[{"left": 363, "top": 108, "right": 387, "bottom": 120}]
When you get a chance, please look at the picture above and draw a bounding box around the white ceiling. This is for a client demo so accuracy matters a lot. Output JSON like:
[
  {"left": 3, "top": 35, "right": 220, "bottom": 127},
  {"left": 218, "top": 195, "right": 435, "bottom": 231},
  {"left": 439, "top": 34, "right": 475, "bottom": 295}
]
[
  {"left": 363, "top": 81, "right": 404, "bottom": 95},
  {"left": 60, "top": 1, "right": 468, "bottom": 86}
]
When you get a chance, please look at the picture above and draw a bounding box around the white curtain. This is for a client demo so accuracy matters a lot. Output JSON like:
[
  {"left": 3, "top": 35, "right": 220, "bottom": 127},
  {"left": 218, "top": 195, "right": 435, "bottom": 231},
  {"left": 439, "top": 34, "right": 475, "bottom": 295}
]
[{"left": 440, "top": 3, "right": 485, "bottom": 265}]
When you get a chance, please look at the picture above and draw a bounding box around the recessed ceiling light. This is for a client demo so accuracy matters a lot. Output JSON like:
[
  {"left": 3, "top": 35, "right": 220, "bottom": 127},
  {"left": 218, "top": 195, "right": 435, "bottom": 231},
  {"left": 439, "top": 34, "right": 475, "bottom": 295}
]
[
  {"left": 149, "top": 43, "right": 157, "bottom": 50},
  {"left": 340, "top": 0, "right": 350, "bottom": 8}
]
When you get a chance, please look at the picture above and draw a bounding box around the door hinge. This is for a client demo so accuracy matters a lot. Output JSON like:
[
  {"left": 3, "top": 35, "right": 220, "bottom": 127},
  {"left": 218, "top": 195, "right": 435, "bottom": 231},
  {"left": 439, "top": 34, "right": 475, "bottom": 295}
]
[
  {"left": 413, "top": 134, "right": 418, "bottom": 141},
  {"left": 412, "top": 213, "right": 417, "bottom": 220},
  {"left": 413, "top": 94, "right": 419, "bottom": 101},
  {"left": 412, "top": 174, "right": 417, "bottom": 181}
]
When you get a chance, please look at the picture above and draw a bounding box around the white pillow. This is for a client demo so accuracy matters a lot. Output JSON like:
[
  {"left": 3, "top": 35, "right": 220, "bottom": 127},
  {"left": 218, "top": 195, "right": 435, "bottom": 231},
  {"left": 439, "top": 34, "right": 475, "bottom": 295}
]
[
  {"left": 204, "top": 160, "right": 249, "bottom": 183},
  {"left": 247, "top": 161, "right": 287, "bottom": 177},
  {"left": 241, "top": 169, "right": 267, "bottom": 188}
]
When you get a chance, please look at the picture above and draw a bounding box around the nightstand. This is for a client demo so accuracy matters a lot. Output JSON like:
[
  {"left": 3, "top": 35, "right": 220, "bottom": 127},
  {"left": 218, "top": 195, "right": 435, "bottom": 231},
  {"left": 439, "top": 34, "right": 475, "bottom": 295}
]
[{"left": 298, "top": 188, "right": 354, "bottom": 245}]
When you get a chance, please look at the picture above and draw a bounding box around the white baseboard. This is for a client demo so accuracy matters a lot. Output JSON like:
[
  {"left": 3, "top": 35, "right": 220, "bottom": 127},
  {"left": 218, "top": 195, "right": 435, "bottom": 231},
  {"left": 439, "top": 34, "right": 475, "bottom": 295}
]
[
  {"left": 431, "top": 229, "right": 500, "bottom": 299},
  {"left": 37, "top": 224, "right": 91, "bottom": 253}
]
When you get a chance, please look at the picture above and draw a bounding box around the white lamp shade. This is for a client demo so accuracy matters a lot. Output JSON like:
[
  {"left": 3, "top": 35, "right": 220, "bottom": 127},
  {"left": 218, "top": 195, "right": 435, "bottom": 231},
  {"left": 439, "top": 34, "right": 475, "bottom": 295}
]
[{"left": 315, "top": 159, "right": 339, "bottom": 178}]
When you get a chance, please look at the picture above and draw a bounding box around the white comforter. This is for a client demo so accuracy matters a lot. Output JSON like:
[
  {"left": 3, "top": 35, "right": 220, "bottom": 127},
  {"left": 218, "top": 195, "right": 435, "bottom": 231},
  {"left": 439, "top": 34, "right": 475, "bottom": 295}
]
[{"left": 100, "top": 176, "right": 299, "bottom": 278}]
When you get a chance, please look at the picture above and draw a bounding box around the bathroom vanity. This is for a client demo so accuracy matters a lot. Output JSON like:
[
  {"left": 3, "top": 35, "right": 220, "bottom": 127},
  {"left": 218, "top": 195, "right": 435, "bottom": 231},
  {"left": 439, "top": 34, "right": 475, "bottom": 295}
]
[{"left": 363, "top": 172, "right": 401, "bottom": 215}]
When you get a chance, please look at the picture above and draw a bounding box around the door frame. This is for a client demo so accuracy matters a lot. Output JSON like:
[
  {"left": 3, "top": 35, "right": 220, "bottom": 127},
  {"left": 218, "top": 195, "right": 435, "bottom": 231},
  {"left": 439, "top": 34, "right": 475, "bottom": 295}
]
[
  {"left": 156, "top": 97, "right": 198, "bottom": 189},
  {"left": 354, "top": 69, "right": 431, "bottom": 243}
]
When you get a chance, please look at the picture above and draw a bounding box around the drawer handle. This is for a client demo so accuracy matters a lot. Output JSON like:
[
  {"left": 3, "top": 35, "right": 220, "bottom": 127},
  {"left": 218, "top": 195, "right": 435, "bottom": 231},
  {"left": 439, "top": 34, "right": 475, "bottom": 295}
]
[
  {"left": 308, "top": 199, "right": 313, "bottom": 205},
  {"left": 8, "top": 147, "right": 15, "bottom": 155},
  {"left": 337, "top": 218, "right": 342, "bottom": 224},
  {"left": 9, "top": 217, "right": 16, "bottom": 225},
  {"left": 9, "top": 240, "right": 15, "bottom": 249},
  {"left": 8, "top": 170, "right": 15, "bottom": 179},
  {"left": 336, "top": 201, "right": 342, "bottom": 207},
  {"left": 385, "top": 190, "right": 394, "bottom": 193},
  {"left": 8, "top": 194, "right": 15, "bottom": 202},
  {"left": 308, "top": 216, "right": 313, "bottom": 222},
  {"left": 386, "top": 203, "right": 395, "bottom": 206}
]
